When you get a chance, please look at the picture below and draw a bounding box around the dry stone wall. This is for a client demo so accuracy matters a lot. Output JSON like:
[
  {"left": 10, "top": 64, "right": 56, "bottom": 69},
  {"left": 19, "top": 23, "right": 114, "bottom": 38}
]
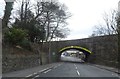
[{"left": 2, "top": 44, "right": 48, "bottom": 73}]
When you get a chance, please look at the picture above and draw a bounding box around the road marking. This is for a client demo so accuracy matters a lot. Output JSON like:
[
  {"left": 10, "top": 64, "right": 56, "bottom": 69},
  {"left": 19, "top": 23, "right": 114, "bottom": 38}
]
[
  {"left": 26, "top": 67, "right": 51, "bottom": 77},
  {"left": 74, "top": 64, "right": 78, "bottom": 70},
  {"left": 26, "top": 64, "right": 62, "bottom": 77},
  {"left": 53, "top": 66, "right": 58, "bottom": 69},
  {"left": 35, "top": 75, "right": 39, "bottom": 77},
  {"left": 38, "top": 68, "right": 50, "bottom": 72},
  {"left": 53, "top": 64, "right": 62, "bottom": 69},
  {"left": 77, "top": 70, "right": 80, "bottom": 76},
  {"left": 75, "top": 66, "right": 77, "bottom": 69},
  {"left": 74, "top": 64, "right": 80, "bottom": 76},
  {"left": 33, "top": 72, "right": 37, "bottom": 75},
  {"left": 26, "top": 74, "right": 33, "bottom": 77},
  {"left": 112, "top": 74, "right": 117, "bottom": 75},
  {"left": 43, "top": 69, "right": 52, "bottom": 73},
  {"left": 74, "top": 64, "right": 76, "bottom": 67},
  {"left": 58, "top": 64, "right": 62, "bottom": 66},
  {"left": 112, "top": 74, "right": 114, "bottom": 75},
  {"left": 112, "top": 74, "right": 119, "bottom": 77}
]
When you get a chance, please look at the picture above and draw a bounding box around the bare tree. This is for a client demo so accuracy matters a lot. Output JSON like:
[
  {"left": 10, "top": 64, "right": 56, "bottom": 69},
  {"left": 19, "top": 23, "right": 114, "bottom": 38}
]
[
  {"left": 51, "top": 27, "right": 70, "bottom": 41},
  {"left": 35, "top": 0, "right": 71, "bottom": 42},
  {"left": 91, "top": 9, "right": 118, "bottom": 37},
  {"left": 103, "top": 10, "right": 118, "bottom": 34},
  {"left": 117, "top": 6, "right": 120, "bottom": 69}
]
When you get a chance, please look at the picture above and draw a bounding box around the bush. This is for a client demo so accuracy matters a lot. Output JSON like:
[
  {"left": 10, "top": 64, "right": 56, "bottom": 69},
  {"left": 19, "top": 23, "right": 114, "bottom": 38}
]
[
  {"left": 19, "top": 39, "right": 31, "bottom": 51},
  {"left": 4, "top": 28, "right": 27, "bottom": 45}
]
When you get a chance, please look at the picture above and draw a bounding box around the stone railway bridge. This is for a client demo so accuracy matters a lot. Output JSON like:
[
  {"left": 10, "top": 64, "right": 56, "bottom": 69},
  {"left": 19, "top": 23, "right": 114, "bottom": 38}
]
[
  {"left": 41, "top": 35, "right": 118, "bottom": 67},
  {"left": 2, "top": 34, "right": 118, "bottom": 73}
]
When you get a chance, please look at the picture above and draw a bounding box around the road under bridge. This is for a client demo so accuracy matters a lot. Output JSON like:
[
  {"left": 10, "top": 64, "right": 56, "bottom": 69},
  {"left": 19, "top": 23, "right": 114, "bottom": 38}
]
[{"left": 41, "top": 34, "right": 118, "bottom": 67}]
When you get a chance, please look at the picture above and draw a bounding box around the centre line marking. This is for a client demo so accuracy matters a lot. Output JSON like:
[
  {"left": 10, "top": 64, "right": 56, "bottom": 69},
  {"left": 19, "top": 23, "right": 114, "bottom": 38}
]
[
  {"left": 75, "top": 67, "right": 77, "bottom": 69},
  {"left": 43, "top": 69, "right": 52, "bottom": 73},
  {"left": 74, "top": 64, "right": 76, "bottom": 67},
  {"left": 74, "top": 64, "right": 78, "bottom": 70},
  {"left": 77, "top": 70, "right": 80, "bottom": 76}
]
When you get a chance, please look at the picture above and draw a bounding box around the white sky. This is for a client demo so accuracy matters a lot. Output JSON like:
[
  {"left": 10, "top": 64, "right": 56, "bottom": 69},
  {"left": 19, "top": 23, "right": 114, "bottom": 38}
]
[
  {"left": 0, "top": 0, "right": 119, "bottom": 40},
  {"left": 59, "top": 0, "right": 119, "bottom": 40}
]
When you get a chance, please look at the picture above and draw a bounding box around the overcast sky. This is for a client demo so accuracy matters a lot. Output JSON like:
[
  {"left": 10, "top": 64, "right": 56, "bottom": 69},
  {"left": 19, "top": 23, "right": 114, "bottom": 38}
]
[
  {"left": 0, "top": 0, "right": 119, "bottom": 40},
  {"left": 59, "top": 0, "right": 119, "bottom": 40}
]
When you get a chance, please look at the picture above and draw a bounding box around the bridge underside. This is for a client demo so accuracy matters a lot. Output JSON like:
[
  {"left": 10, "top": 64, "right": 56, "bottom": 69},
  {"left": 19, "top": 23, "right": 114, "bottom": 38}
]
[{"left": 59, "top": 46, "right": 92, "bottom": 62}]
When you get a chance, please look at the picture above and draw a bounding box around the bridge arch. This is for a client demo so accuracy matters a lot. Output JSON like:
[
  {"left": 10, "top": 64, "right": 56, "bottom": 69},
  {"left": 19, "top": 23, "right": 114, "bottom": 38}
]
[{"left": 59, "top": 46, "right": 92, "bottom": 62}]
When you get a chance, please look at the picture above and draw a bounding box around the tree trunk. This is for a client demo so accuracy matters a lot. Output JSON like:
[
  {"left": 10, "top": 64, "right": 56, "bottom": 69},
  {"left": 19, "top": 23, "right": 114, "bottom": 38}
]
[{"left": 2, "top": 2, "right": 13, "bottom": 28}]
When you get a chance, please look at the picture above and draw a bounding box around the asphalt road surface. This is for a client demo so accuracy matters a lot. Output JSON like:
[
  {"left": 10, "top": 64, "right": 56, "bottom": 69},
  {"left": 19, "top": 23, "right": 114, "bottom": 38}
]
[{"left": 29, "top": 62, "right": 119, "bottom": 78}]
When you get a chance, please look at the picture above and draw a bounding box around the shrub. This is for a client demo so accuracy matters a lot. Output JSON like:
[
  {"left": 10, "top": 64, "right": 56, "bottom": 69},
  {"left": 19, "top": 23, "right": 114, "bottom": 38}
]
[
  {"left": 19, "top": 39, "right": 32, "bottom": 51},
  {"left": 4, "top": 28, "right": 27, "bottom": 45}
]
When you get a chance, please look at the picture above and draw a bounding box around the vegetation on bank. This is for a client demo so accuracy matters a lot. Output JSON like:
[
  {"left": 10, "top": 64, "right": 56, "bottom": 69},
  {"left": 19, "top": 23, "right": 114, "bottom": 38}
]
[{"left": 2, "top": 0, "right": 71, "bottom": 50}]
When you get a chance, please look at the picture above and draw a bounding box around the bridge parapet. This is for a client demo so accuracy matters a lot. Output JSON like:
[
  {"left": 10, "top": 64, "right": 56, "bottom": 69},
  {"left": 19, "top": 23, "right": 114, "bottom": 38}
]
[{"left": 42, "top": 34, "right": 118, "bottom": 67}]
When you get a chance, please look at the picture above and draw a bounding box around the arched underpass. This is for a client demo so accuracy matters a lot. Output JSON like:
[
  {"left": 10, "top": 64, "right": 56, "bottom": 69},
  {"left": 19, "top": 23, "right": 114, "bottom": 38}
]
[
  {"left": 42, "top": 35, "right": 117, "bottom": 67},
  {"left": 59, "top": 46, "right": 92, "bottom": 62}
]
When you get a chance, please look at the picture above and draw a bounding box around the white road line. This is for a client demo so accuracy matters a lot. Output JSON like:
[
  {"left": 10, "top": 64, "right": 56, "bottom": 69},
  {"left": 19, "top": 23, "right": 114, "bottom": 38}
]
[
  {"left": 35, "top": 75, "right": 39, "bottom": 77},
  {"left": 112, "top": 74, "right": 118, "bottom": 76},
  {"left": 26, "top": 74, "right": 33, "bottom": 77},
  {"left": 112, "top": 74, "right": 115, "bottom": 75},
  {"left": 74, "top": 64, "right": 76, "bottom": 67},
  {"left": 74, "top": 64, "right": 78, "bottom": 70},
  {"left": 77, "top": 70, "right": 80, "bottom": 76},
  {"left": 75, "top": 67, "right": 77, "bottom": 69},
  {"left": 26, "top": 67, "right": 53, "bottom": 77},
  {"left": 53, "top": 66, "right": 58, "bottom": 69},
  {"left": 43, "top": 69, "right": 52, "bottom": 73},
  {"left": 74, "top": 64, "right": 80, "bottom": 76},
  {"left": 38, "top": 68, "right": 50, "bottom": 72},
  {"left": 33, "top": 72, "right": 37, "bottom": 75},
  {"left": 53, "top": 64, "right": 62, "bottom": 69},
  {"left": 58, "top": 64, "right": 61, "bottom": 66},
  {"left": 26, "top": 64, "right": 62, "bottom": 77}
]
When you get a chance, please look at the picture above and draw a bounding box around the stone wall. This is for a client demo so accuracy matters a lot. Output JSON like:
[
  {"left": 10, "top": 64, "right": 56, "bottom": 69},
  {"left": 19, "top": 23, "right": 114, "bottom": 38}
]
[
  {"left": 2, "top": 44, "right": 48, "bottom": 73},
  {"left": 88, "top": 35, "right": 118, "bottom": 68},
  {"left": 42, "top": 35, "right": 118, "bottom": 68}
]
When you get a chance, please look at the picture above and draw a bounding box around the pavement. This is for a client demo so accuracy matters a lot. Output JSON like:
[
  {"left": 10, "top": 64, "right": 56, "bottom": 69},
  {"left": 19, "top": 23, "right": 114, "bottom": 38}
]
[
  {"left": 88, "top": 63, "right": 119, "bottom": 74},
  {"left": 2, "top": 62, "right": 63, "bottom": 77},
  {"left": 2, "top": 62, "right": 120, "bottom": 78}
]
